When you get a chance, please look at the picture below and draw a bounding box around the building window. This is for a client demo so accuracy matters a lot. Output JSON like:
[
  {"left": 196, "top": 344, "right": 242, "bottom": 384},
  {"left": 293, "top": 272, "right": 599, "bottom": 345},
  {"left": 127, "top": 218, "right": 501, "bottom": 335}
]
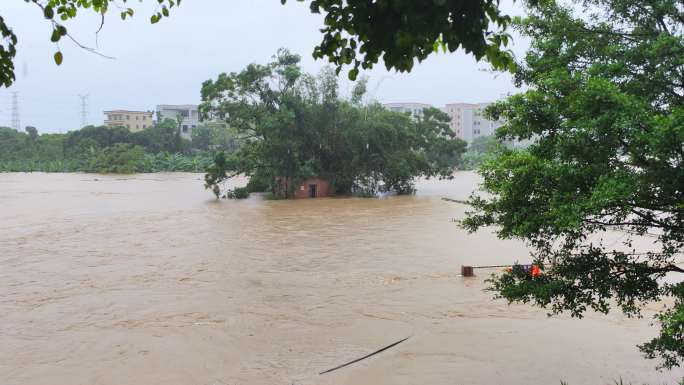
[
  {"left": 126, "top": 115, "right": 130, "bottom": 120},
  {"left": 182, "top": 125, "right": 188, "bottom": 133}
]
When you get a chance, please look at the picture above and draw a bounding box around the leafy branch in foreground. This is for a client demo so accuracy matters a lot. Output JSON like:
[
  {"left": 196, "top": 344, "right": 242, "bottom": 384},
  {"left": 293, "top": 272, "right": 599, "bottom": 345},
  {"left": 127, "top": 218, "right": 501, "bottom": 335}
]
[
  {"left": 0, "top": 0, "right": 181, "bottom": 87},
  {"left": 282, "top": 0, "right": 516, "bottom": 79},
  {"left": 2, "top": 0, "right": 518, "bottom": 87},
  {"left": 462, "top": 0, "right": 684, "bottom": 370}
]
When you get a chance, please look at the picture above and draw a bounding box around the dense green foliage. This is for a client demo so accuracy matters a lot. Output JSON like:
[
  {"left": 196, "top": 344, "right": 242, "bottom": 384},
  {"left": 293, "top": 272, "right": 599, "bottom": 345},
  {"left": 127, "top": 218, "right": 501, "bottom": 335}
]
[
  {"left": 201, "top": 49, "right": 467, "bottom": 198},
  {"left": 283, "top": 0, "right": 515, "bottom": 79},
  {"left": 462, "top": 0, "right": 684, "bottom": 370},
  {"left": 0, "top": 119, "right": 237, "bottom": 173}
]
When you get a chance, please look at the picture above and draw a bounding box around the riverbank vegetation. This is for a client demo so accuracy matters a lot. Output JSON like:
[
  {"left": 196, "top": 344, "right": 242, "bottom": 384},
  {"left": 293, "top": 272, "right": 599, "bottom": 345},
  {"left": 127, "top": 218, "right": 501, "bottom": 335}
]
[
  {"left": 0, "top": 120, "right": 239, "bottom": 173},
  {"left": 463, "top": 0, "right": 684, "bottom": 370},
  {"left": 201, "top": 49, "right": 467, "bottom": 198}
]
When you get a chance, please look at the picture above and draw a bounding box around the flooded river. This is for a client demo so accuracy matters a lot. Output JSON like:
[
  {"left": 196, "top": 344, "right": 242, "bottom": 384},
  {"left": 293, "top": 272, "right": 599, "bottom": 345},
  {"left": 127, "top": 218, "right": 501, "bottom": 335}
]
[{"left": 1, "top": 172, "right": 682, "bottom": 385}]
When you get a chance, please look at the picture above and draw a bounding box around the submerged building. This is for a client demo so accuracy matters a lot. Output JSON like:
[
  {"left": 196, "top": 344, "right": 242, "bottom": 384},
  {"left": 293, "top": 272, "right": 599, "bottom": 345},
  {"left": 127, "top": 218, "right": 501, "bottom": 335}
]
[
  {"left": 274, "top": 176, "right": 332, "bottom": 199},
  {"left": 294, "top": 177, "right": 331, "bottom": 199}
]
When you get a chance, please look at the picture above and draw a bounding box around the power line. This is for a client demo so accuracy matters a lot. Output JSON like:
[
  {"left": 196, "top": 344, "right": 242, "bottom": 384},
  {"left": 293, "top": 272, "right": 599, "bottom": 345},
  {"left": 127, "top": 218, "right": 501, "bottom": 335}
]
[
  {"left": 11, "top": 92, "right": 20, "bottom": 131},
  {"left": 78, "top": 94, "right": 89, "bottom": 128}
]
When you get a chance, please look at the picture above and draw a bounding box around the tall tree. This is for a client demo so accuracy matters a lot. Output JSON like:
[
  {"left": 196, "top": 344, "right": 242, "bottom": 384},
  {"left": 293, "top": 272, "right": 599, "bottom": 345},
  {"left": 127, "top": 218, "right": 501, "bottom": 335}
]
[
  {"left": 461, "top": 0, "right": 684, "bottom": 369},
  {"left": 24, "top": 126, "right": 38, "bottom": 142},
  {"left": 201, "top": 49, "right": 466, "bottom": 198}
]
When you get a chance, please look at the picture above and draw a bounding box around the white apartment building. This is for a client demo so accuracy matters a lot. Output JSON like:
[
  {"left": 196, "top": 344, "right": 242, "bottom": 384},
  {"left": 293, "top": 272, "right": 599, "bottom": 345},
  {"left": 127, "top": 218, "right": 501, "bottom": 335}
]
[
  {"left": 444, "top": 102, "right": 502, "bottom": 143},
  {"left": 383, "top": 102, "right": 433, "bottom": 119},
  {"left": 156, "top": 104, "right": 200, "bottom": 140}
]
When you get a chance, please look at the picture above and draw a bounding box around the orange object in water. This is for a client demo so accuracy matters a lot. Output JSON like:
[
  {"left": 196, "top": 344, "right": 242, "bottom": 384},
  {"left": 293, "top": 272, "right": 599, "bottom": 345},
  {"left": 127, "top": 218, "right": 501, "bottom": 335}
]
[{"left": 531, "top": 265, "right": 541, "bottom": 277}]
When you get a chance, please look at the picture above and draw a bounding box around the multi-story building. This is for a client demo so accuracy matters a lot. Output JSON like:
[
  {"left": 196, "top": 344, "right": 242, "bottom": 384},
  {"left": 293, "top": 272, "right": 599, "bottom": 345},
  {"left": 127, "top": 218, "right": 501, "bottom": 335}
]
[
  {"left": 156, "top": 104, "right": 200, "bottom": 140},
  {"left": 444, "top": 102, "right": 502, "bottom": 143},
  {"left": 383, "top": 102, "right": 433, "bottom": 119},
  {"left": 104, "top": 110, "right": 154, "bottom": 132}
]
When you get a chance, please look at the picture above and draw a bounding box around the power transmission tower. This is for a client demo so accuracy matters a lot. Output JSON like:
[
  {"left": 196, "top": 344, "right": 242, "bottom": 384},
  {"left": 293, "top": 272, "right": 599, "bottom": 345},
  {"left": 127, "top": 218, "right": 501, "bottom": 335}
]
[
  {"left": 11, "top": 92, "right": 20, "bottom": 131},
  {"left": 78, "top": 94, "right": 89, "bottom": 128}
]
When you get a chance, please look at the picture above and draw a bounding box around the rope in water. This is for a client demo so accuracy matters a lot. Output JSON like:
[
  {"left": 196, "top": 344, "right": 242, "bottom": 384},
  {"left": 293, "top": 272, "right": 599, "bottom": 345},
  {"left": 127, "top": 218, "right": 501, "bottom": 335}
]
[
  {"left": 319, "top": 336, "right": 411, "bottom": 375},
  {"left": 472, "top": 265, "right": 517, "bottom": 269}
]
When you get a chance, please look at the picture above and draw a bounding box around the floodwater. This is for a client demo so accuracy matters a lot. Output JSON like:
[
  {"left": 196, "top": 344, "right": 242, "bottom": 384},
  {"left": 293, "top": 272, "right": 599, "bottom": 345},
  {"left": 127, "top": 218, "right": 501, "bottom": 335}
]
[{"left": 1, "top": 172, "right": 682, "bottom": 385}]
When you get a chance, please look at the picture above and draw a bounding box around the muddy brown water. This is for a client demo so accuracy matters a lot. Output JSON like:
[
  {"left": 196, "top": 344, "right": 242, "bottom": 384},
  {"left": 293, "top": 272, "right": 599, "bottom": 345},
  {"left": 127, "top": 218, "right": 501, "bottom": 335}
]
[{"left": 1, "top": 172, "right": 682, "bottom": 385}]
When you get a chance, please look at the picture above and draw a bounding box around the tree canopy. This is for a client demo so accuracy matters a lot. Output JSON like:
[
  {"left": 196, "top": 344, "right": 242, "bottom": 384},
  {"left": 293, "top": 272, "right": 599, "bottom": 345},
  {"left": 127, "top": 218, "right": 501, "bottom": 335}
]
[
  {"left": 0, "top": 0, "right": 514, "bottom": 87},
  {"left": 283, "top": 0, "right": 515, "bottom": 79},
  {"left": 201, "top": 49, "right": 466, "bottom": 198},
  {"left": 462, "top": 0, "right": 684, "bottom": 369}
]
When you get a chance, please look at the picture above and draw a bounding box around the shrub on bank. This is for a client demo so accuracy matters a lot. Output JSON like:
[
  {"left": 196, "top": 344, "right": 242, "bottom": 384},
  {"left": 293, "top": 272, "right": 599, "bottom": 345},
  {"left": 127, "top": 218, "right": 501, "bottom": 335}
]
[{"left": 225, "top": 186, "right": 250, "bottom": 199}]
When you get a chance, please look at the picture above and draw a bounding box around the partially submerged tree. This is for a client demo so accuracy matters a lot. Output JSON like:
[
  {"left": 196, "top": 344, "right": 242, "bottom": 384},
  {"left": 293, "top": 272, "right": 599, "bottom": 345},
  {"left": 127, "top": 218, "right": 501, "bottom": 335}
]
[
  {"left": 201, "top": 49, "right": 466, "bottom": 198},
  {"left": 462, "top": 0, "right": 684, "bottom": 369}
]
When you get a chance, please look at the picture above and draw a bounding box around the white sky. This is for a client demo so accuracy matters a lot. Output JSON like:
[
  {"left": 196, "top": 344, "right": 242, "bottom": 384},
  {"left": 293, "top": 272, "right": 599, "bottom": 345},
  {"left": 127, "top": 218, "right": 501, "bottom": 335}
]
[{"left": 0, "top": 0, "right": 528, "bottom": 133}]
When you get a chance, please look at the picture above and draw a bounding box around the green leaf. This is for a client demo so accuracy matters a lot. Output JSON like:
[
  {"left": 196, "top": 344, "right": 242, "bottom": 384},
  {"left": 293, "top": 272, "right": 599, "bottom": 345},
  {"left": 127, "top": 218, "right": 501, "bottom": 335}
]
[
  {"left": 44, "top": 6, "right": 54, "bottom": 19},
  {"left": 54, "top": 51, "right": 63, "bottom": 66},
  {"left": 50, "top": 28, "right": 61, "bottom": 42}
]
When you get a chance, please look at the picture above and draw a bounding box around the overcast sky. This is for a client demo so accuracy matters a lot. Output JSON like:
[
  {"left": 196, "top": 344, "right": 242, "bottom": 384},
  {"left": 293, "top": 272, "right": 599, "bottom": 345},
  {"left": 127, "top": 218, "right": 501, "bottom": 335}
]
[{"left": 0, "top": 0, "right": 528, "bottom": 133}]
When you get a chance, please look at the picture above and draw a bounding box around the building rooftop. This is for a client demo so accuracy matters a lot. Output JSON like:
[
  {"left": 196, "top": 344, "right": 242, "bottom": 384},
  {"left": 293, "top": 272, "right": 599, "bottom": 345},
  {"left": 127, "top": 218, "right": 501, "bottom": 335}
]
[
  {"left": 104, "top": 110, "right": 153, "bottom": 114},
  {"left": 156, "top": 104, "right": 199, "bottom": 109},
  {"left": 444, "top": 102, "right": 480, "bottom": 108},
  {"left": 383, "top": 102, "right": 433, "bottom": 107}
]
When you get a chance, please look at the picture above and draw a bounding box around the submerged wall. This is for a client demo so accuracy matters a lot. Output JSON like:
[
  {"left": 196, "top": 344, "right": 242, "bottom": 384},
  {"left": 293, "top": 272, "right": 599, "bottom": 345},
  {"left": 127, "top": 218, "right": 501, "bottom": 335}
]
[{"left": 293, "top": 177, "right": 331, "bottom": 199}]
